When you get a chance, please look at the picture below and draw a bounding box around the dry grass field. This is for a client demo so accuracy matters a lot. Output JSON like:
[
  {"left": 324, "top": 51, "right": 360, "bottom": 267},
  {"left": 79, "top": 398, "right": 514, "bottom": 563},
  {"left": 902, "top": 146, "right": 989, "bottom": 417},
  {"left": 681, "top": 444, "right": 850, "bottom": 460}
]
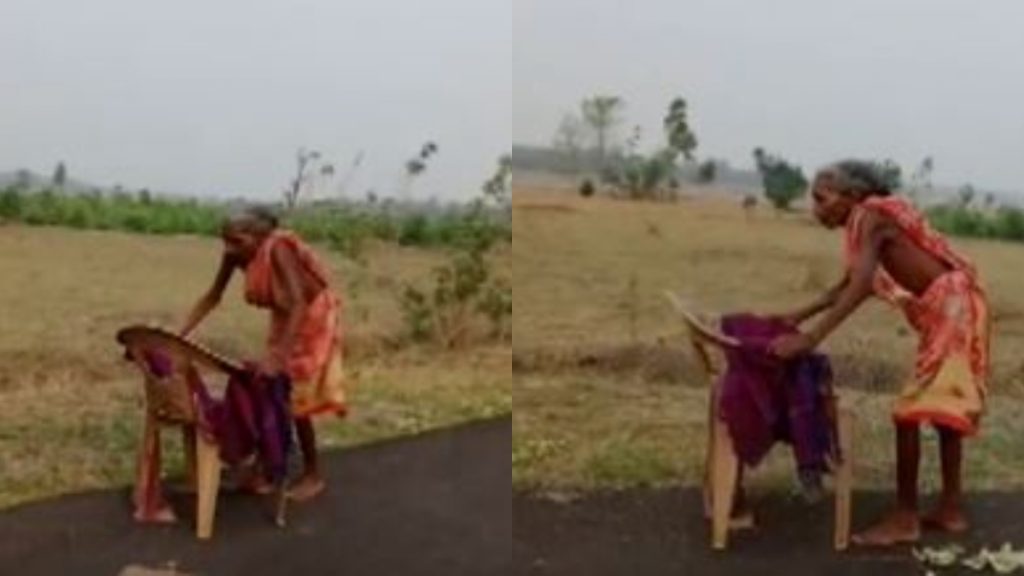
[
  {"left": 0, "top": 225, "right": 511, "bottom": 507},
  {"left": 511, "top": 185, "right": 1024, "bottom": 497}
]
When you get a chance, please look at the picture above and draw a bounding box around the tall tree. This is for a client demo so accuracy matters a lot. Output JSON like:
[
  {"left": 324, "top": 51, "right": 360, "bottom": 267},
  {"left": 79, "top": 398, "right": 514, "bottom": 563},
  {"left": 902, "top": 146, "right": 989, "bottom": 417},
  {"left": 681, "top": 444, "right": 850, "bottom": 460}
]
[
  {"left": 753, "top": 148, "right": 807, "bottom": 210},
  {"left": 958, "top": 184, "right": 976, "bottom": 208},
  {"left": 14, "top": 169, "right": 31, "bottom": 189},
  {"left": 580, "top": 95, "right": 623, "bottom": 167},
  {"left": 663, "top": 97, "right": 697, "bottom": 161},
  {"left": 552, "top": 113, "right": 586, "bottom": 159},
  {"left": 52, "top": 162, "right": 67, "bottom": 189},
  {"left": 908, "top": 156, "right": 934, "bottom": 205},
  {"left": 401, "top": 141, "right": 439, "bottom": 197},
  {"left": 284, "top": 148, "right": 332, "bottom": 210}
]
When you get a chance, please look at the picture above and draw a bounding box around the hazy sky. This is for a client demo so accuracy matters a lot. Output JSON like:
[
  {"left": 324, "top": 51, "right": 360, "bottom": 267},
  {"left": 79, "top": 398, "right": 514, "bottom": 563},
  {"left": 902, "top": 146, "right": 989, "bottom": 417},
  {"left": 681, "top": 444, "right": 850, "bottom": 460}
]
[
  {"left": 509, "top": 0, "right": 1024, "bottom": 193},
  {"left": 3, "top": 1, "right": 1024, "bottom": 199},
  {"left": 1, "top": 0, "right": 519, "bottom": 200}
]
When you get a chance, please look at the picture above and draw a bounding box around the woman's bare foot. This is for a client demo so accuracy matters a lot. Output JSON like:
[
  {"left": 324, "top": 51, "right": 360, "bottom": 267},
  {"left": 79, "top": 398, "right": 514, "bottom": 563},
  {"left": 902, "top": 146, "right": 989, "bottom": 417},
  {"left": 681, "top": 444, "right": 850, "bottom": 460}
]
[
  {"left": 240, "top": 475, "right": 275, "bottom": 496},
  {"left": 922, "top": 504, "right": 968, "bottom": 533},
  {"left": 233, "top": 463, "right": 275, "bottom": 495},
  {"left": 729, "top": 508, "right": 756, "bottom": 531},
  {"left": 851, "top": 509, "right": 921, "bottom": 546},
  {"left": 287, "top": 473, "right": 326, "bottom": 502},
  {"left": 133, "top": 503, "right": 178, "bottom": 524}
]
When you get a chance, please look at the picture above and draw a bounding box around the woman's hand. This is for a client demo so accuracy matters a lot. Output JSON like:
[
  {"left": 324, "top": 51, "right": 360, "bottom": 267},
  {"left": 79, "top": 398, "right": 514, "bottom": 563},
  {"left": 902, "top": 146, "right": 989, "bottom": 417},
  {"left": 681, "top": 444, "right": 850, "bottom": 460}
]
[
  {"left": 256, "top": 355, "right": 286, "bottom": 378},
  {"left": 769, "top": 312, "right": 802, "bottom": 328},
  {"left": 769, "top": 332, "right": 818, "bottom": 359}
]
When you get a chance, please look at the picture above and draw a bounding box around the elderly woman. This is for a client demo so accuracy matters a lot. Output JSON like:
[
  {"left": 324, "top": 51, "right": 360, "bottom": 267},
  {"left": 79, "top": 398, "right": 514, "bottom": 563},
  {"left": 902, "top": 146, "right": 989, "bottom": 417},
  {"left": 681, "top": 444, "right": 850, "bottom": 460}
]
[
  {"left": 771, "top": 160, "right": 990, "bottom": 546},
  {"left": 181, "top": 206, "right": 346, "bottom": 501}
]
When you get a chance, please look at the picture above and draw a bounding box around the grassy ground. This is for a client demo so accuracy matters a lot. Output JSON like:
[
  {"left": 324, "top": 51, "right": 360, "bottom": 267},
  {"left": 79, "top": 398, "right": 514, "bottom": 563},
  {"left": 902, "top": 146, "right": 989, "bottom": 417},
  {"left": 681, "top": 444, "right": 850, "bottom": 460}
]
[
  {"left": 511, "top": 186, "right": 1024, "bottom": 497},
  {"left": 0, "top": 225, "right": 510, "bottom": 508}
]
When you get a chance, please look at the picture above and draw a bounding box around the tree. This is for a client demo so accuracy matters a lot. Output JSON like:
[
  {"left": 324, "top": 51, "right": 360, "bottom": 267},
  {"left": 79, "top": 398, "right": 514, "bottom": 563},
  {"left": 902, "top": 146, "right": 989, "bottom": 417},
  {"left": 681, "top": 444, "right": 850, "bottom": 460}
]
[
  {"left": 52, "top": 162, "right": 67, "bottom": 189},
  {"left": 406, "top": 141, "right": 439, "bottom": 177},
  {"left": 580, "top": 95, "right": 623, "bottom": 167},
  {"left": 697, "top": 160, "right": 717, "bottom": 184},
  {"left": 14, "top": 169, "right": 31, "bottom": 189},
  {"left": 753, "top": 148, "right": 808, "bottom": 210},
  {"left": 553, "top": 112, "right": 586, "bottom": 169},
  {"left": 663, "top": 97, "right": 697, "bottom": 161},
  {"left": 591, "top": 95, "right": 702, "bottom": 201},
  {"left": 402, "top": 141, "right": 439, "bottom": 197},
  {"left": 598, "top": 96, "right": 700, "bottom": 201},
  {"left": 482, "top": 155, "right": 510, "bottom": 208},
  {"left": 284, "top": 148, "right": 332, "bottom": 211},
  {"left": 958, "top": 184, "right": 976, "bottom": 209},
  {"left": 908, "top": 156, "right": 934, "bottom": 205},
  {"left": 608, "top": 149, "right": 676, "bottom": 201}
]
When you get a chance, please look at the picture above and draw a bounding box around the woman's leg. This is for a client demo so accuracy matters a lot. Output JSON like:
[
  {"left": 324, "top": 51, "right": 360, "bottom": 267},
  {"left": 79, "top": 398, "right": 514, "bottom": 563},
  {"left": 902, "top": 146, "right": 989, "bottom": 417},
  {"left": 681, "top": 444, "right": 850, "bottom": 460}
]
[
  {"left": 852, "top": 421, "right": 922, "bottom": 545},
  {"left": 922, "top": 425, "right": 968, "bottom": 532},
  {"left": 289, "top": 416, "right": 326, "bottom": 501}
]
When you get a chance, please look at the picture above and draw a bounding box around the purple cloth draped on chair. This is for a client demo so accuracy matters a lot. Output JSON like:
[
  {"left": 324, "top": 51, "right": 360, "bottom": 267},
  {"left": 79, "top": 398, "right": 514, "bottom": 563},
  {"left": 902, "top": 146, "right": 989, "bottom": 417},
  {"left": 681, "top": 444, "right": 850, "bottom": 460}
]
[
  {"left": 717, "top": 314, "right": 838, "bottom": 486},
  {"left": 143, "top": 351, "right": 293, "bottom": 484},
  {"left": 201, "top": 371, "right": 293, "bottom": 485}
]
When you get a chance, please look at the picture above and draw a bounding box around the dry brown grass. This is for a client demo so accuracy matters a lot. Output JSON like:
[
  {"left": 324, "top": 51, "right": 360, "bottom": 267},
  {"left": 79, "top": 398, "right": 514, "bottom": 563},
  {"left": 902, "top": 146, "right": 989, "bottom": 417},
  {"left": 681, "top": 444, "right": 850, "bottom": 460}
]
[
  {"left": 0, "top": 225, "right": 510, "bottom": 507},
  {"left": 511, "top": 185, "right": 1024, "bottom": 494}
]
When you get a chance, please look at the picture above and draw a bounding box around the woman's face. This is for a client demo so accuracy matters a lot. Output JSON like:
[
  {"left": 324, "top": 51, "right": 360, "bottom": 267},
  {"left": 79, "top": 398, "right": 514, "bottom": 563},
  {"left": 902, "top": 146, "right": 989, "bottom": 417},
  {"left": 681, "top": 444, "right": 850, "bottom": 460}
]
[
  {"left": 811, "top": 181, "right": 857, "bottom": 229},
  {"left": 222, "top": 228, "right": 261, "bottom": 264}
]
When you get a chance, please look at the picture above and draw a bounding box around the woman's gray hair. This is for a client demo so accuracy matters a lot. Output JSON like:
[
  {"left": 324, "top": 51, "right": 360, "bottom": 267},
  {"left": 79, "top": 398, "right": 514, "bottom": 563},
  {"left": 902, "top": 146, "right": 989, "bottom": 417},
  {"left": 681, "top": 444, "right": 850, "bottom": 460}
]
[
  {"left": 221, "top": 205, "right": 280, "bottom": 236},
  {"left": 814, "top": 159, "right": 893, "bottom": 199}
]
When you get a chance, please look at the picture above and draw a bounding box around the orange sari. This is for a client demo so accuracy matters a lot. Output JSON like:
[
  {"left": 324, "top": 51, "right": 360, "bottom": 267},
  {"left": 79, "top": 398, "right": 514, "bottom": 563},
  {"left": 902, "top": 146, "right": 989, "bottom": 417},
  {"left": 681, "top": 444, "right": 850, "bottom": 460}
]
[
  {"left": 245, "top": 230, "right": 347, "bottom": 418},
  {"left": 845, "top": 196, "right": 990, "bottom": 435}
]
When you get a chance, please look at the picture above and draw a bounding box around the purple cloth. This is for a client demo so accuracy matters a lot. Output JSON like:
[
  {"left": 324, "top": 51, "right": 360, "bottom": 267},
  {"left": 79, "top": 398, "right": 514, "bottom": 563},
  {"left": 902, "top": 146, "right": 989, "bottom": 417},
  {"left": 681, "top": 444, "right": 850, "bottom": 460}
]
[
  {"left": 718, "top": 314, "right": 837, "bottom": 479},
  {"left": 197, "top": 370, "right": 294, "bottom": 485},
  {"left": 143, "top": 350, "right": 174, "bottom": 377},
  {"left": 139, "top": 349, "right": 293, "bottom": 484}
]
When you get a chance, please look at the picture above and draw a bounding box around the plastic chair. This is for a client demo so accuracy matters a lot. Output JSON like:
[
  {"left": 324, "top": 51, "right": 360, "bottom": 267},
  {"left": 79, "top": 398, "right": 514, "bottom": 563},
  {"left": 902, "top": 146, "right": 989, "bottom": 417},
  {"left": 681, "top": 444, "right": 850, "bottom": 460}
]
[
  {"left": 663, "top": 292, "right": 854, "bottom": 551},
  {"left": 116, "top": 325, "right": 252, "bottom": 540}
]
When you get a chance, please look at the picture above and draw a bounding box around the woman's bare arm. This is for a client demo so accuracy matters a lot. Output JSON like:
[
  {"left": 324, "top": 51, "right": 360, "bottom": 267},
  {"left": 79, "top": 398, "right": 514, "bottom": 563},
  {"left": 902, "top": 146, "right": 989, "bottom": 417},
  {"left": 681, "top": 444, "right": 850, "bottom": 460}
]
[
  {"left": 180, "top": 254, "right": 235, "bottom": 337},
  {"left": 782, "top": 274, "right": 849, "bottom": 325}
]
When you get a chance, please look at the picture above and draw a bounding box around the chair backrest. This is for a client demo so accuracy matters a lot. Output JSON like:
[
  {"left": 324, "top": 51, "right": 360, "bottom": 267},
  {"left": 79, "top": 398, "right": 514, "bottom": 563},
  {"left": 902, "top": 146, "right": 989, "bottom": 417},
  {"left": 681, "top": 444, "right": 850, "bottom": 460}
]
[
  {"left": 663, "top": 291, "right": 739, "bottom": 381},
  {"left": 117, "top": 325, "right": 244, "bottom": 424}
]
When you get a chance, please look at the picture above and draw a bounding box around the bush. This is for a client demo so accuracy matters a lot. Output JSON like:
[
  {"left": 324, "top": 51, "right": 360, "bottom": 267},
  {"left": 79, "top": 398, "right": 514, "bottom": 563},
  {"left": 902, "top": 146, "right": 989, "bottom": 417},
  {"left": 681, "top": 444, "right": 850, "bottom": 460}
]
[
  {"left": 753, "top": 148, "right": 807, "bottom": 210},
  {"left": 399, "top": 245, "right": 511, "bottom": 347},
  {"left": 0, "top": 185, "right": 511, "bottom": 256},
  {"left": 398, "top": 213, "right": 432, "bottom": 246},
  {"left": 926, "top": 204, "right": 1024, "bottom": 242}
]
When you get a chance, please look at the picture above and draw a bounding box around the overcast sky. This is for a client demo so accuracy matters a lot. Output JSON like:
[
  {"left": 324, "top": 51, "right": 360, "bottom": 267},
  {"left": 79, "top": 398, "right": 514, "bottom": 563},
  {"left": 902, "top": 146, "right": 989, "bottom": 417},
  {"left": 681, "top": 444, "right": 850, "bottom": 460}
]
[
  {"left": 0, "top": 0, "right": 519, "bottom": 200},
  {"left": 509, "top": 0, "right": 1024, "bottom": 193},
  {"left": 3, "top": 1, "right": 1024, "bottom": 199}
]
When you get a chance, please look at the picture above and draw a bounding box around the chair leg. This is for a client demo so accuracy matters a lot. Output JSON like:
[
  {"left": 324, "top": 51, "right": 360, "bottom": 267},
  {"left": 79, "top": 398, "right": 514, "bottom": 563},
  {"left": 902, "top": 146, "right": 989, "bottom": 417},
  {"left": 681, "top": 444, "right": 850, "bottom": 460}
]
[
  {"left": 711, "top": 418, "right": 739, "bottom": 551},
  {"left": 833, "top": 410, "right": 855, "bottom": 551},
  {"left": 183, "top": 426, "right": 198, "bottom": 493},
  {"left": 132, "top": 413, "right": 168, "bottom": 522},
  {"left": 195, "top": 433, "right": 221, "bottom": 540},
  {"left": 703, "top": 384, "right": 717, "bottom": 520}
]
